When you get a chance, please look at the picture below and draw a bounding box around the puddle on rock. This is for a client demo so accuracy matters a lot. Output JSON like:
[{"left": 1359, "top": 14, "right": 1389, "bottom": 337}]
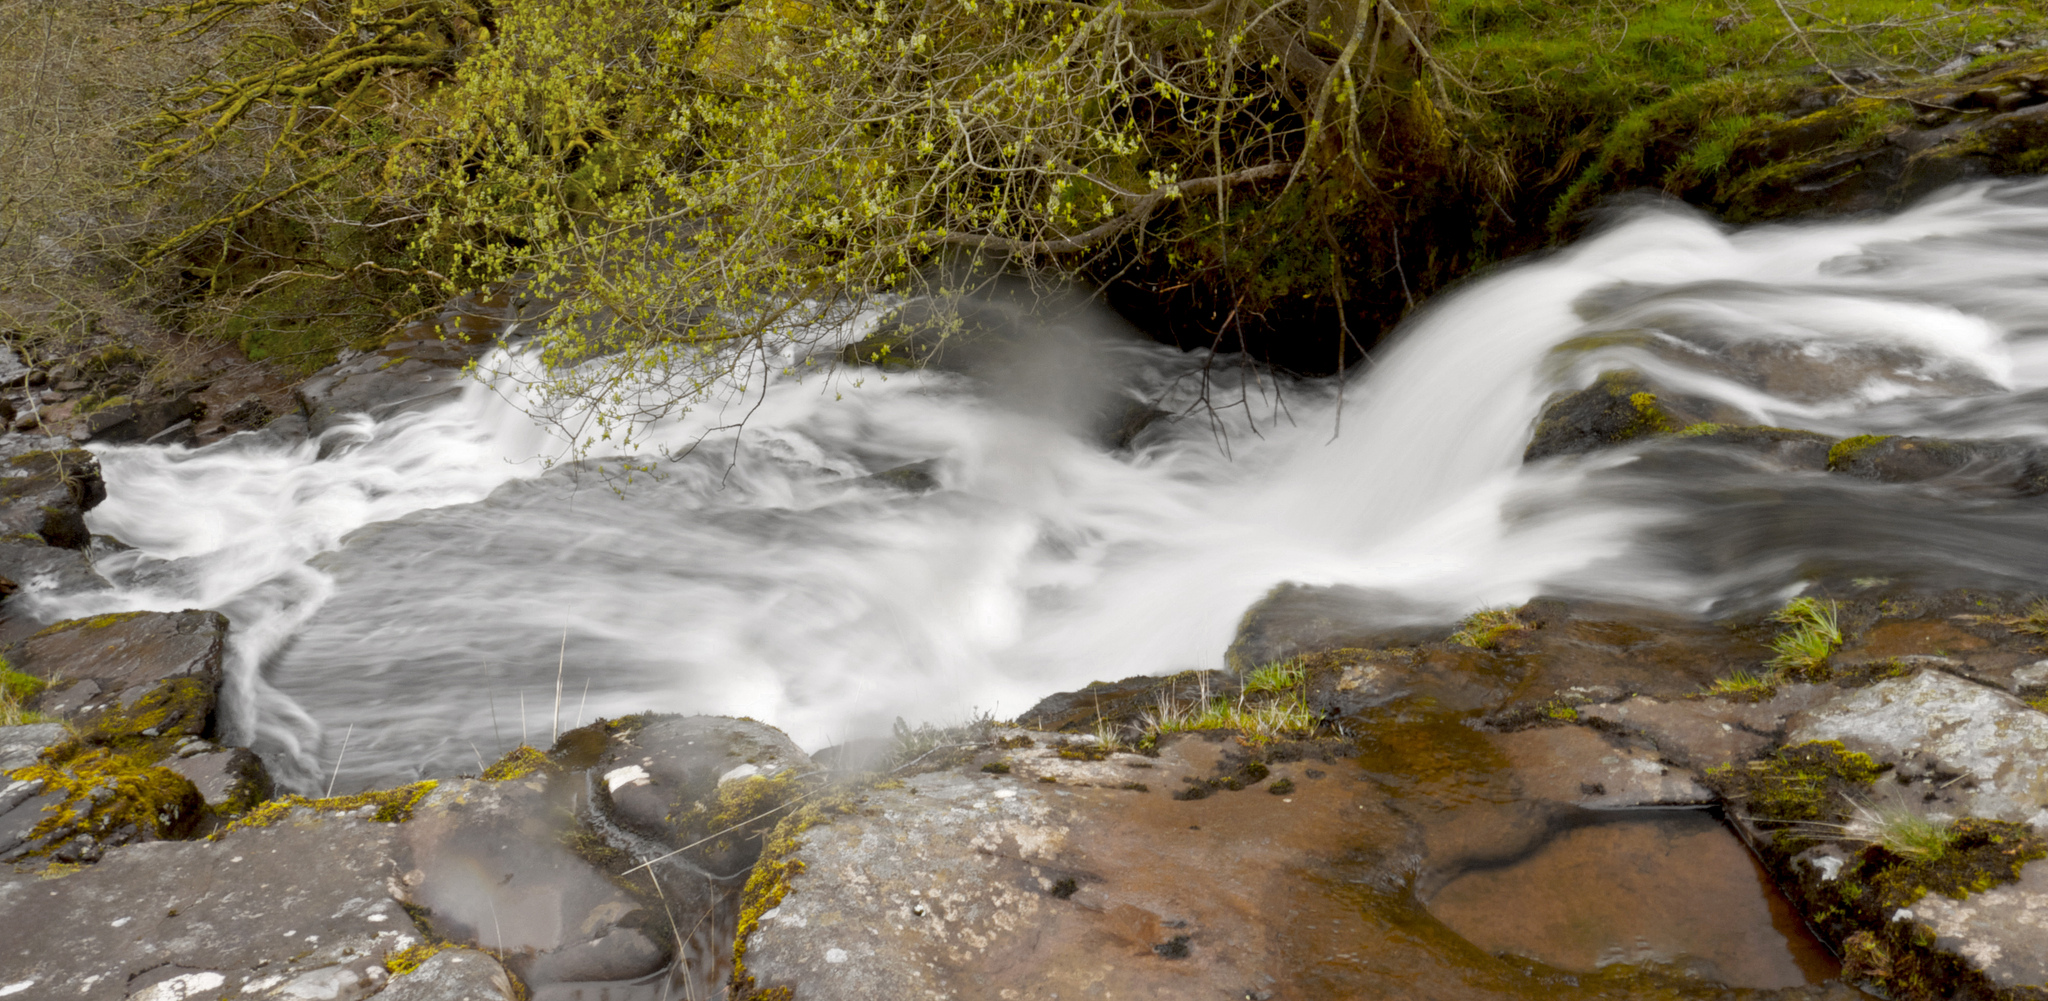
[{"left": 1425, "top": 809, "right": 1840, "bottom": 989}]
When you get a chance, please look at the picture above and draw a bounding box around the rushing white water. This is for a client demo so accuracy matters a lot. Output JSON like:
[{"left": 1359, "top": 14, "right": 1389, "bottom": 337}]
[{"left": 43, "top": 181, "right": 2048, "bottom": 791}]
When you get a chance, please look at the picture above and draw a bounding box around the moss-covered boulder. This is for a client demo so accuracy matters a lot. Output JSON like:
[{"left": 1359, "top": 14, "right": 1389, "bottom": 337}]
[
  {"left": 1524, "top": 370, "right": 1740, "bottom": 461},
  {"left": 1825, "top": 434, "right": 2048, "bottom": 494},
  {"left": 12, "top": 610, "right": 228, "bottom": 740}
]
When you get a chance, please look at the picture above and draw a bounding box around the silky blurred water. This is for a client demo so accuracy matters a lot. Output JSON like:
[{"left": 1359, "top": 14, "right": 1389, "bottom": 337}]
[{"left": 45, "top": 181, "right": 2048, "bottom": 791}]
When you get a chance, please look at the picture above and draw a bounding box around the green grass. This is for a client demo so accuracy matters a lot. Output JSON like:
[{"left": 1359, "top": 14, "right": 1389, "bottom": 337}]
[
  {"left": 1708, "top": 667, "right": 1778, "bottom": 698},
  {"left": 1769, "top": 596, "right": 1843, "bottom": 675},
  {"left": 1140, "top": 666, "right": 1318, "bottom": 743},
  {"left": 1795, "top": 794, "right": 1959, "bottom": 860},
  {"left": 0, "top": 665, "right": 48, "bottom": 727},
  {"left": 1449, "top": 608, "right": 1525, "bottom": 650},
  {"left": 1996, "top": 599, "right": 2048, "bottom": 637}
]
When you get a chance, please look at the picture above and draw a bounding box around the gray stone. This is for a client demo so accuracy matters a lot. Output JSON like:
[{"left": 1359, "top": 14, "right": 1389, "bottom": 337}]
[
  {"left": 0, "top": 804, "right": 419, "bottom": 999},
  {"left": 1786, "top": 669, "right": 2048, "bottom": 827},
  {"left": 525, "top": 928, "right": 665, "bottom": 986},
  {"left": 1904, "top": 859, "right": 2048, "bottom": 993},
  {"left": 0, "top": 540, "right": 110, "bottom": 597},
  {"left": 595, "top": 714, "right": 808, "bottom": 852},
  {"left": 0, "top": 448, "right": 103, "bottom": 548},
  {"left": 165, "top": 746, "right": 272, "bottom": 813},
  {"left": 11, "top": 609, "right": 228, "bottom": 737},
  {"left": 82, "top": 394, "right": 203, "bottom": 445},
  {"left": 0, "top": 722, "right": 63, "bottom": 772},
  {"left": 375, "top": 948, "right": 517, "bottom": 1001}
]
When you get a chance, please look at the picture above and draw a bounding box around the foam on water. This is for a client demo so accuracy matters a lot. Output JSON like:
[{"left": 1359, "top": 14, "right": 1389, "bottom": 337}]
[{"left": 44, "top": 181, "right": 2048, "bottom": 790}]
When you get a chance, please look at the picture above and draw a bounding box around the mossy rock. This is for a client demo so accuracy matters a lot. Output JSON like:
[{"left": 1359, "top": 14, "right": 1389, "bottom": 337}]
[
  {"left": 1705, "top": 739, "right": 1884, "bottom": 827},
  {"left": 6, "top": 741, "right": 205, "bottom": 861},
  {"left": 1524, "top": 370, "right": 1734, "bottom": 461}
]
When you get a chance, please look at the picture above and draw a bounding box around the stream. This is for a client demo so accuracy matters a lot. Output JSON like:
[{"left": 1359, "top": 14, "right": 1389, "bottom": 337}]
[{"left": 36, "top": 180, "right": 2048, "bottom": 800}]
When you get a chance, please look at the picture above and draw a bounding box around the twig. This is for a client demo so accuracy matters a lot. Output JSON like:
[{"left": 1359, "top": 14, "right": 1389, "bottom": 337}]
[
  {"left": 324, "top": 723, "right": 353, "bottom": 797},
  {"left": 488, "top": 688, "right": 503, "bottom": 756},
  {"left": 468, "top": 739, "right": 488, "bottom": 774},
  {"left": 575, "top": 678, "right": 591, "bottom": 729},
  {"left": 552, "top": 625, "right": 568, "bottom": 745}
]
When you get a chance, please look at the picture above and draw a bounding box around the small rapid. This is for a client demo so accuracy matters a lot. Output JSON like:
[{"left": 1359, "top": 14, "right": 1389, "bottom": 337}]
[{"left": 42, "top": 181, "right": 2048, "bottom": 791}]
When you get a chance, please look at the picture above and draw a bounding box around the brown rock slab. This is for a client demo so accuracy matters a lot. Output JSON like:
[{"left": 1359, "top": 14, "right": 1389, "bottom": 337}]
[{"left": 1492, "top": 725, "right": 1713, "bottom": 808}]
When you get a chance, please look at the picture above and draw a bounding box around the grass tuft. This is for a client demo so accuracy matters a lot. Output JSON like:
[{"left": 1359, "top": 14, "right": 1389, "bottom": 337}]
[
  {"left": 1768, "top": 596, "right": 1842, "bottom": 677},
  {"left": 0, "top": 664, "right": 49, "bottom": 727},
  {"left": 1449, "top": 607, "right": 1525, "bottom": 650}
]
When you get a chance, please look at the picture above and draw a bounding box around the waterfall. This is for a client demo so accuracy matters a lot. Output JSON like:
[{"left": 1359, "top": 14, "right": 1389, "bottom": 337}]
[{"left": 43, "top": 181, "right": 2048, "bottom": 791}]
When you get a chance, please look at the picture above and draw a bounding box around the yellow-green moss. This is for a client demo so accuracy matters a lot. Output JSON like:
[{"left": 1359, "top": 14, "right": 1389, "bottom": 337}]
[
  {"left": 213, "top": 779, "right": 438, "bottom": 837},
  {"left": 479, "top": 744, "right": 550, "bottom": 782},
  {"left": 1865, "top": 818, "right": 2048, "bottom": 910},
  {"left": 83, "top": 676, "right": 214, "bottom": 740},
  {"left": 30, "top": 611, "right": 151, "bottom": 638},
  {"left": 384, "top": 941, "right": 453, "bottom": 975},
  {"left": 1828, "top": 434, "right": 1897, "bottom": 471},
  {"left": 7, "top": 743, "right": 202, "bottom": 855},
  {"left": 1706, "top": 740, "right": 1883, "bottom": 826},
  {"left": 730, "top": 798, "right": 839, "bottom": 999}
]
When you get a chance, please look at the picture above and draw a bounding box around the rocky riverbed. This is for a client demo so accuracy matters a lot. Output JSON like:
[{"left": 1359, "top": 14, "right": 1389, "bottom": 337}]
[
  {"left": 11, "top": 196, "right": 2048, "bottom": 1000},
  {"left": 3, "top": 376, "right": 2047, "bottom": 999}
]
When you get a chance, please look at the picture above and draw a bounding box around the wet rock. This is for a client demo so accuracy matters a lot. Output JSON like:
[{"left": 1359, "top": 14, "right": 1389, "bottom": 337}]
[
  {"left": 401, "top": 777, "right": 647, "bottom": 958},
  {"left": 1224, "top": 581, "right": 1449, "bottom": 671},
  {"left": 525, "top": 927, "right": 666, "bottom": 985},
  {"left": 0, "top": 541, "right": 109, "bottom": 599},
  {"left": 296, "top": 340, "right": 482, "bottom": 437},
  {"left": 0, "top": 448, "right": 104, "bottom": 548},
  {"left": 1784, "top": 669, "right": 2048, "bottom": 827},
  {"left": 1492, "top": 725, "right": 1714, "bottom": 809},
  {"left": 593, "top": 714, "right": 809, "bottom": 859},
  {"left": 217, "top": 396, "right": 272, "bottom": 431},
  {"left": 738, "top": 733, "right": 1400, "bottom": 1000},
  {"left": 1018, "top": 673, "right": 1224, "bottom": 733},
  {"left": 1524, "top": 370, "right": 1739, "bottom": 462},
  {"left": 1497, "top": 599, "right": 1780, "bottom": 718},
  {"left": 164, "top": 745, "right": 273, "bottom": 814},
  {"left": 1578, "top": 687, "right": 1833, "bottom": 771},
  {"left": 81, "top": 394, "right": 203, "bottom": 445},
  {"left": 0, "top": 800, "right": 422, "bottom": 999},
  {"left": 11, "top": 610, "right": 228, "bottom": 739},
  {"left": 1823, "top": 433, "right": 2048, "bottom": 494},
  {"left": 858, "top": 459, "right": 940, "bottom": 493},
  {"left": 375, "top": 948, "right": 518, "bottom": 1001},
  {"left": 1665, "top": 425, "right": 1839, "bottom": 471}
]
